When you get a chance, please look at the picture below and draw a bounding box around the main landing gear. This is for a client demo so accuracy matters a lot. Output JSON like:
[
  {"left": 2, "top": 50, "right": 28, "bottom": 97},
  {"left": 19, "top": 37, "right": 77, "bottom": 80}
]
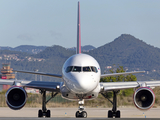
[
  {"left": 101, "top": 90, "right": 121, "bottom": 118},
  {"left": 38, "top": 90, "right": 58, "bottom": 118},
  {"left": 75, "top": 99, "right": 87, "bottom": 118}
]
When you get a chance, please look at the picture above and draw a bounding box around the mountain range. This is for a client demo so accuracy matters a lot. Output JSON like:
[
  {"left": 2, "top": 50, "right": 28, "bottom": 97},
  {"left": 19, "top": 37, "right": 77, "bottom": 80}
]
[
  {"left": 0, "top": 45, "right": 95, "bottom": 54},
  {"left": 0, "top": 34, "right": 160, "bottom": 81}
]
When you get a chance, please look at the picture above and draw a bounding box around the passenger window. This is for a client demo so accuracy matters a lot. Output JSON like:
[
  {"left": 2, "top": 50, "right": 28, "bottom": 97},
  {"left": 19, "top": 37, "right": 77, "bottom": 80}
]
[
  {"left": 91, "top": 66, "right": 98, "bottom": 73},
  {"left": 83, "top": 67, "right": 91, "bottom": 72},
  {"left": 73, "top": 66, "right": 81, "bottom": 72},
  {"left": 66, "top": 66, "right": 73, "bottom": 73}
]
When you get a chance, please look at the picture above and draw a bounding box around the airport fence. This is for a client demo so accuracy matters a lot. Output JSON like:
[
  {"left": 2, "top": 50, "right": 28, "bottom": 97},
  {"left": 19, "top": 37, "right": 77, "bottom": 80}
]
[
  {"left": 0, "top": 87, "right": 160, "bottom": 108},
  {"left": 0, "top": 92, "right": 135, "bottom": 108}
]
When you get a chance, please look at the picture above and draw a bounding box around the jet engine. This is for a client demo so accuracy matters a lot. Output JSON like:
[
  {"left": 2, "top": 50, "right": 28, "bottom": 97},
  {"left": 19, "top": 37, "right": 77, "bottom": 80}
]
[
  {"left": 133, "top": 87, "right": 155, "bottom": 110},
  {"left": 5, "top": 86, "right": 27, "bottom": 110}
]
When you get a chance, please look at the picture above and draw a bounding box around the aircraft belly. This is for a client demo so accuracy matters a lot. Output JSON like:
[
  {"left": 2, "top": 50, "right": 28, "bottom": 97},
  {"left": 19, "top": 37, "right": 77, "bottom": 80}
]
[
  {"left": 60, "top": 83, "right": 100, "bottom": 100},
  {"left": 61, "top": 91, "right": 99, "bottom": 100}
]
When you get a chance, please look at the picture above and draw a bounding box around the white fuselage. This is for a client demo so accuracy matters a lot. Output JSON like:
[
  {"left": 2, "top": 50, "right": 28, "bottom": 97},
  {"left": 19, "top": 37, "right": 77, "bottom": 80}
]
[{"left": 62, "top": 54, "right": 101, "bottom": 96}]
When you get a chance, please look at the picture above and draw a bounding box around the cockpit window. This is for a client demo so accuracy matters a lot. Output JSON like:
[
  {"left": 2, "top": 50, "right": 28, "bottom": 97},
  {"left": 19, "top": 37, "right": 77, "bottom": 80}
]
[
  {"left": 91, "top": 66, "right": 98, "bottom": 73},
  {"left": 66, "top": 66, "right": 73, "bottom": 73},
  {"left": 83, "top": 67, "right": 91, "bottom": 72},
  {"left": 72, "top": 66, "right": 81, "bottom": 72},
  {"left": 65, "top": 66, "right": 98, "bottom": 73}
]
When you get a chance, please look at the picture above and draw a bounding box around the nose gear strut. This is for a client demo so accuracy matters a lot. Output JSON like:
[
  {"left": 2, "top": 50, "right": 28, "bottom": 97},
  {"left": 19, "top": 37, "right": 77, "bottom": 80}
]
[{"left": 75, "top": 99, "right": 87, "bottom": 118}]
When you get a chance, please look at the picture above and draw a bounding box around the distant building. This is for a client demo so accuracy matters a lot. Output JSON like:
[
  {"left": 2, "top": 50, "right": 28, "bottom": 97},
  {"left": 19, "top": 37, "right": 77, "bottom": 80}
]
[
  {"left": 107, "top": 66, "right": 112, "bottom": 69},
  {"left": 1, "top": 63, "right": 15, "bottom": 90},
  {"left": 25, "top": 87, "right": 39, "bottom": 94}
]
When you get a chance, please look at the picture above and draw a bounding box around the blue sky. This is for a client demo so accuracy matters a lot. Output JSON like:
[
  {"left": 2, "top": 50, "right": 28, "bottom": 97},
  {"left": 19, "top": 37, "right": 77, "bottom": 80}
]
[{"left": 0, "top": 0, "right": 160, "bottom": 48}]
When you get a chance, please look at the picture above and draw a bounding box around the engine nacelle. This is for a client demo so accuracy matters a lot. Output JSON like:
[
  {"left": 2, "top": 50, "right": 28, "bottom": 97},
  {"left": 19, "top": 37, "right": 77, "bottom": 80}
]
[
  {"left": 5, "top": 86, "right": 27, "bottom": 110},
  {"left": 133, "top": 87, "right": 155, "bottom": 110}
]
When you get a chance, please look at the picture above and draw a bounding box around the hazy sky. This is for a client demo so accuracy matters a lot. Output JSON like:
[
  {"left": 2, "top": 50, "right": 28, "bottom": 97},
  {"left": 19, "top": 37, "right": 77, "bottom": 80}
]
[{"left": 0, "top": 0, "right": 160, "bottom": 48}]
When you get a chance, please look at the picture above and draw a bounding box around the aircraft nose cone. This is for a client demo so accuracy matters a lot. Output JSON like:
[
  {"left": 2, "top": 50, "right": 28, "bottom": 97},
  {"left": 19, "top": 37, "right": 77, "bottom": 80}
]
[{"left": 73, "top": 74, "right": 96, "bottom": 94}]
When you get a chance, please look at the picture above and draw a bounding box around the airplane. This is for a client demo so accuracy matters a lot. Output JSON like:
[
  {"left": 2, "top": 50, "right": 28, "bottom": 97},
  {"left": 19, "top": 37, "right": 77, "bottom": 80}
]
[{"left": 0, "top": 1, "right": 160, "bottom": 118}]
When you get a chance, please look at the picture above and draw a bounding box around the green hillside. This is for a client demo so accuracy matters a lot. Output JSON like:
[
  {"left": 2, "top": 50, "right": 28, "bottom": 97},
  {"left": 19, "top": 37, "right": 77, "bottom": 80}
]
[
  {"left": 0, "top": 34, "right": 160, "bottom": 81},
  {"left": 89, "top": 34, "right": 160, "bottom": 80}
]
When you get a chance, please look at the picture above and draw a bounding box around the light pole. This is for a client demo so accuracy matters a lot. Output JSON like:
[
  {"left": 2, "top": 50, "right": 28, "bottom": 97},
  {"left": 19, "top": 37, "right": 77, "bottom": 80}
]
[{"left": 34, "top": 69, "right": 38, "bottom": 81}]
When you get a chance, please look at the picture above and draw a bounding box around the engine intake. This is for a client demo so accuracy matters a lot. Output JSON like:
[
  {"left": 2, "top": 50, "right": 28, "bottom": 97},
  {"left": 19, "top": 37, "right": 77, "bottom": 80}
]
[
  {"left": 5, "top": 86, "right": 27, "bottom": 110},
  {"left": 133, "top": 87, "right": 155, "bottom": 110}
]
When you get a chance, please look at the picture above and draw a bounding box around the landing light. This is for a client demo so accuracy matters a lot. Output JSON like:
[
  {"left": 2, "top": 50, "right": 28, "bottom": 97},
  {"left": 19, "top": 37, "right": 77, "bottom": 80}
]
[{"left": 56, "top": 85, "right": 60, "bottom": 89}]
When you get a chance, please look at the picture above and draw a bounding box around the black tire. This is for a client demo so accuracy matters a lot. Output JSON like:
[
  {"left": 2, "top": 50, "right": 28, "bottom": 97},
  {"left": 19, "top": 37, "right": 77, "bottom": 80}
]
[
  {"left": 38, "top": 110, "right": 43, "bottom": 117},
  {"left": 81, "top": 111, "right": 87, "bottom": 118},
  {"left": 46, "top": 110, "right": 51, "bottom": 118},
  {"left": 75, "top": 111, "right": 80, "bottom": 117},
  {"left": 108, "top": 110, "right": 113, "bottom": 118},
  {"left": 115, "top": 110, "right": 120, "bottom": 118}
]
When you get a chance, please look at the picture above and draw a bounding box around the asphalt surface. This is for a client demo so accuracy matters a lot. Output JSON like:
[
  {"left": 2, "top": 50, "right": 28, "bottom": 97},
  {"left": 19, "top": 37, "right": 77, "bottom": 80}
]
[
  {"left": 0, "top": 118, "right": 159, "bottom": 120},
  {"left": 0, "top": 107, "right": 159, "bottom": 119}
]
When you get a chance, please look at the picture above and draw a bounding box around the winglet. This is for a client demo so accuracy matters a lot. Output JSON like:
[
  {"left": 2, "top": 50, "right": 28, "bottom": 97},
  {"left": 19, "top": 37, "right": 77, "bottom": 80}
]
[{"left": 76, "top": 1, "right": 81, "bottom": 54}]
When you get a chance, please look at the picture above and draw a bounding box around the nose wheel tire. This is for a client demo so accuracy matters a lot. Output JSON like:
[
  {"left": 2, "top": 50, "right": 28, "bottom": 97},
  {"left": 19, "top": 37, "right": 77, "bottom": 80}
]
[
  {"left": 75, "top": 111, "right": 87, "bottom": 118},
  {"left": 82, "top": 111, "right": 87, "bottom": 118}
]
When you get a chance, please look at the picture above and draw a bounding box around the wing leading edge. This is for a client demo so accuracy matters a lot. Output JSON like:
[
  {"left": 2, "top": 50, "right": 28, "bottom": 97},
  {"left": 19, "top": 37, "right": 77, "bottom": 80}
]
[
  {"left": 0, "top": 79, "right": 62, "bottom": 92},
  {"left": 13, "top": 70, "right": 62, "bottom": 78},
  {"left": 100, "top": 71, "right": 147, "bottom": 92},
  {"left": 100, "top": 80, "right": 160, "bottom": 92},
  {"left": 101, "top": 71, "right": 145, "bottom": 78}
]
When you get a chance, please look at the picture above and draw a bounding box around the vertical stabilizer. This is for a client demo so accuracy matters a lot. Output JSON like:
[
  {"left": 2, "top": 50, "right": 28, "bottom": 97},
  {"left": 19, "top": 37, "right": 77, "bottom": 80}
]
[{"left": 76, "top": 2, "right": 81, "bottom": 54}]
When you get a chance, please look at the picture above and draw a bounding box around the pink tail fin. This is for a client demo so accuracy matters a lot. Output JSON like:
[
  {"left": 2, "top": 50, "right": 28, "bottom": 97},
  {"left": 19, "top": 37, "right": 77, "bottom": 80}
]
[{"left": 76, "top": 1, "right": 81, "bottom": 54}]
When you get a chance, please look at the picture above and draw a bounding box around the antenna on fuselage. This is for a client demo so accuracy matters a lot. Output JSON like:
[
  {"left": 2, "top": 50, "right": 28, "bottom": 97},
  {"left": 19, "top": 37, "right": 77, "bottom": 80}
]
[{"left": 76, "top": 1, "right": 81, "bottom": 54}]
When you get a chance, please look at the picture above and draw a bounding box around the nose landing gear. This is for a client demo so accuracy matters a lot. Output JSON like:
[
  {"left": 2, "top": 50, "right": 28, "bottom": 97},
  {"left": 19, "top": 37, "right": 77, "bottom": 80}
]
[{"left": 75, "top": 99, "right": 87, "bottom": 118}]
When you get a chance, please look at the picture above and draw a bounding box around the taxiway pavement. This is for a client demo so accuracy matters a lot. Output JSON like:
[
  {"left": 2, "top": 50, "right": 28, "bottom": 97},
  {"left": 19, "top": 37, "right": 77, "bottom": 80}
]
[{"left": 0, "top": 107, "right": 159, "bottom": 119}]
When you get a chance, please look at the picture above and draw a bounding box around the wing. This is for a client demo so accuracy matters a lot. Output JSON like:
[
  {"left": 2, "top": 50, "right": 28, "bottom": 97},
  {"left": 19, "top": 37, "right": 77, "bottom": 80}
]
[
  {"left": 101, "top": 71, "right": 145, "bottom": 78},
  {"left": 0, "top": 79, "right": 62, "bottom": 92},
  {"left": 5, "top": 70, "right": 63, "bottom": 92},
  {"left": 13, "top": 69, "right": 62, "bottom": 78},
  {"left": 100, "top": 80, "right": 160, "bottom": 92},
  {"left": 100, "top": 81, "right": 139, "bottom": 91}
]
